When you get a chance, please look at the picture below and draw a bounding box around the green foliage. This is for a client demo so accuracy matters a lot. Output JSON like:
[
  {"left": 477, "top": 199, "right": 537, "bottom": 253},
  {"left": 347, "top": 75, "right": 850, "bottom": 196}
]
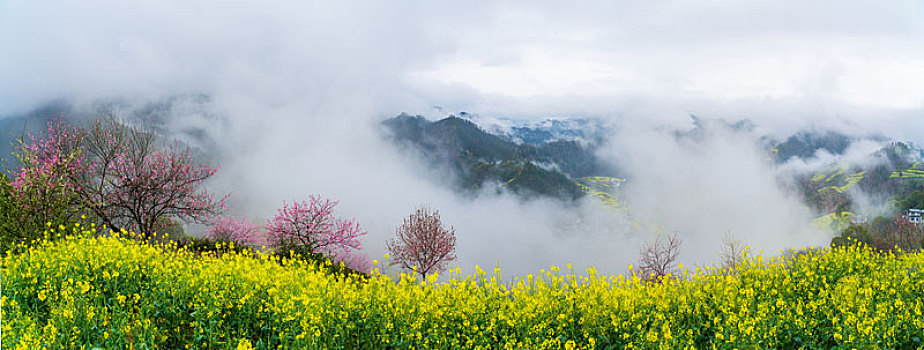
[
  {"left": 0, "top": 173, "right": 79, "bottom": 254},
  {"left": 2, "top": 119, "right": 87, "bottom": 253},
  {"left": 894, "top": 190, "right": 924, "bottom": 212},
  {"left": 797, "top": 141, "right": 924, "bottom": 227},
  {"left": 531, "top": 140, "right": 606, "bottom": 178},
  {"left": 469, "top": 160, "right": 583, "bottom": 199},
  {"left": 0, "top": 174, "right": 21, "bottom": 252},
  {"left": 773, "top": 131, "right": 852, "bottom": 163},
  {"left": 174, "top": 234, "right": 230, "bottom": 254},
  {"left": 869, "top": 216, "right": 893, "bottom": 237},
  {"left": 831, "top": 223, "right": 871, "bottom": 248}
]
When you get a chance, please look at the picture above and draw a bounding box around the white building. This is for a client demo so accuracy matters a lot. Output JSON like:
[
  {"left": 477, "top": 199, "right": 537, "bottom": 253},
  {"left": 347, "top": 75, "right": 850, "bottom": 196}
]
[{"left": 907, "top": 209, "right": 924, "bottom": 224}]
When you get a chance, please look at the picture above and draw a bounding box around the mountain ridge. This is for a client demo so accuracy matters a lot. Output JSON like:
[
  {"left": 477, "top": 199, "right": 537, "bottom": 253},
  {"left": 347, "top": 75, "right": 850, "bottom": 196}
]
[{"left": 381, "top": 114, "right": 616, "bottom": 201}]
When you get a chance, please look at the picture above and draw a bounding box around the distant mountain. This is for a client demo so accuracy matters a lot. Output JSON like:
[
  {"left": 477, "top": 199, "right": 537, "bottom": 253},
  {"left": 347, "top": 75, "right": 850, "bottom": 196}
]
[
  {"left": 384, "top": 112, "right": 924, "bottom": 232},
  {"left": 453, "top": 112, "right": 609, "bottom": 146},
  {"left": 760, "top": 127, "right": 924, "bottom": 227},
  {"left": 8, "top": 99, "right": 924, "bottom": 232},
  {"left": 790, "top": 141, "right": 924, "bottom": 231},
  {"left": 674, "top": 115, "right": 755, "bottom": 141},
  {"left": 381, "top": 114, "right": 618, "bottom": 200},
  {"left": 0, "top": 95, "right": 217, "bottom": 173},
  {"left": 772, "top": 131, "right": 855, "bottom": 163}
]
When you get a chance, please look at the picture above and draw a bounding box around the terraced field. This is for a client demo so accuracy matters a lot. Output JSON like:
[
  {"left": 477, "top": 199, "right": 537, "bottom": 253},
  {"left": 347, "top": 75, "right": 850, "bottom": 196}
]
[
  {"left": 890, "top": 169, "right": 924, "bottom": 179},
  {"left": 576, "top": 176, "right": 624, "bottom": 208},
  {"left": 811, "top": 211, "right": 856, "bottom": 232},
  {"left": 813, "top": 166, "right": 865, "bottom": 195}
]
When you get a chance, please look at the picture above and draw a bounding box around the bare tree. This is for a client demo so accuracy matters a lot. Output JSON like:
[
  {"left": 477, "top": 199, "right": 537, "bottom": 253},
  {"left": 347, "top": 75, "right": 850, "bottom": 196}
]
[
  {"left": 637, "top": 234, "right": 683, "bottom": 283},
  {"left": 720, "top": 231, "right": 745, "bottom": 273},
  {"left": 388, "top": 207, "right": 457, "bottom": 280}
]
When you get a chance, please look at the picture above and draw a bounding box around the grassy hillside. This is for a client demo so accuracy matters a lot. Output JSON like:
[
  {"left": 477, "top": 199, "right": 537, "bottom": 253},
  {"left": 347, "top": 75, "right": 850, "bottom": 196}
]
[
  {"left": 798, "top": 143, "right": 924, "bottom": 232},
  {"left": 3, "top": 224, "right": 924, "bottom": 349},
  {"left": 381, "top": 114, "right": 612, "bottom": 200}
]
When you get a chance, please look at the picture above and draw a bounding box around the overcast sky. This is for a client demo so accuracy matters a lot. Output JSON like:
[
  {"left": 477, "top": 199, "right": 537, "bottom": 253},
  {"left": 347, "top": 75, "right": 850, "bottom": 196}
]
[
  {"left": 2, "top": 1, "right": 923, "bottom": 120},
  {"left": 1, "top": 0, "right": 922, "bottom": 274}
]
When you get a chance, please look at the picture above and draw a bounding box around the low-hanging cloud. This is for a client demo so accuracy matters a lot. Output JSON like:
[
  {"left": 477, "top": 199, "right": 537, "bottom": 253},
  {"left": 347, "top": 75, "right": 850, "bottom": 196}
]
[
  {"left": 200, "top": 99, "right": 642, "bottom": 277},
  {"left": 599, "top": 118, "right": 830, "bottom": 267},
  {"left": 2, "top": 0, "right": 924, "bottom": 276}
]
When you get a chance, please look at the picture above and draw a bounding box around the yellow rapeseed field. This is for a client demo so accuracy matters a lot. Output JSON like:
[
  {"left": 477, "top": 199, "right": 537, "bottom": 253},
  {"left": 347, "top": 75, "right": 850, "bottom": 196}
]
[{"left": 2, "top": 223, "right": 924, "bottom": 349}]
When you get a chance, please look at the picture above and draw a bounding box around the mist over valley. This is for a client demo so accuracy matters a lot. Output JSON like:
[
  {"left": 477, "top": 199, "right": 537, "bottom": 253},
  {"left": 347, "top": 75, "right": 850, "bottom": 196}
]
[
  {"left": 3, "top": 95, "right": 923, "bottom": 276},
  {"left": 5, "top": 2, "right": 924, "bottom": 347}
]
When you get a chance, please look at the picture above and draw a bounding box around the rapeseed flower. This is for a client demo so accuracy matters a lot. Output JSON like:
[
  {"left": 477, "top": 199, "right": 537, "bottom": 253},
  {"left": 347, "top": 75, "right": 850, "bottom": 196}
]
[{"left": 2, "top": 223, "right": 924, "bottom": 349}]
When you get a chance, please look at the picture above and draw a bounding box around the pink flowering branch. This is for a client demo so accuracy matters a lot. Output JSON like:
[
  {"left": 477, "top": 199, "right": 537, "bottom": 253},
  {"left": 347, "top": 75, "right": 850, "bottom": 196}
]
[
  {"left": 9, "top": 118, "right": 87, "bottom": 230},
  {"left": 387, "top": 207, "right": 457, "bottom": 280},
  {"left": 68, "top": 116, "right": 228, "bottom": 236},
  {"left": 11, "top": 115, "right": 226, "bottom": 237},
  {"left": 265, "top": 195, "right": 367, "bottom": 261}
]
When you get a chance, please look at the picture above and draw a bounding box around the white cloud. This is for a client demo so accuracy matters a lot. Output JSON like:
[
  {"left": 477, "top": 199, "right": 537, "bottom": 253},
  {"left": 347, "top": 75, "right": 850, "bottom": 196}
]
[{"left": 403, "top": 1, "right": 924, "bottom": 109}]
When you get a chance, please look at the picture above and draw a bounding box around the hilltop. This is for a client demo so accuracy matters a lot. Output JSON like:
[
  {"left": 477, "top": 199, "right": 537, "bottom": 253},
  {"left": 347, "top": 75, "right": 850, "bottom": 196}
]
[{"left": 381, "top": 113, "right": 617, "bottom": 201}]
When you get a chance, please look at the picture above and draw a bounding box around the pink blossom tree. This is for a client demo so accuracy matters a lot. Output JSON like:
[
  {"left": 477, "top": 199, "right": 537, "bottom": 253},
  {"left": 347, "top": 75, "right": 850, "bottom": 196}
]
[
  {"left": 207, "top": 216, "right": 261, "bottom": 247},
  {"left": 8, "top": 118, "right": 87, "bottom": 236},
  {"left": 74, "top": 116, "right": 225, "bottom": 235},
  {"left": 265, "top": 195, "right": 367, "bottom": 264},
  {"left": 387, "top": 207, "right": 457, "bottom": 280},
  {"left": 9, "top": 115, "right": 226, "bottom": 238},
  {"left": 70, "top": 116, "right": 226, "bottom": 236}
]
